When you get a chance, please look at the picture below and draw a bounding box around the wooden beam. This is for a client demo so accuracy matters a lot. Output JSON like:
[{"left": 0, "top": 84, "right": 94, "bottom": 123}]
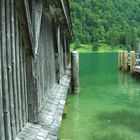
[
  {"left": 60, "top": 0, "right": 72, "bottom": 37},
  {"left": 0, "top": 47, "right": 5, "bottom": 140},
  {"left": 15, "top": 0, "right": 34, "bottom": 55},
  {"left": 11, "top": 0, "right": 20, "bottom": 133},
  {"left": 0, "top": 1, "right": 5, "bottom": 138},
  {"left": 15, "top": 0, "right": 39, "bottom": 123},
  {"left": 24, "top": 0, "right": 34, "bottom": 52},
  {"left": 6, "top": 0, "right": 16, "bottom": 138},
  {"left": 26, "top": 55, "right": 38, "bottom": 123},
  {"left": 1, "top": 0, "right": 12, "bottom": 139},
  {"left": 32, "top": 0, "right": 43, "bottom": 56},
  {"left": 15, "top": 12, "right": 23, "bottom": 130}
]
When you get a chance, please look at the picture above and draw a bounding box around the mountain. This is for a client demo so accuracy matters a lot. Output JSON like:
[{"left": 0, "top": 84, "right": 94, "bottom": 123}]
[{"left": 70, "top": 0, "right": 140, "bottom": 49}]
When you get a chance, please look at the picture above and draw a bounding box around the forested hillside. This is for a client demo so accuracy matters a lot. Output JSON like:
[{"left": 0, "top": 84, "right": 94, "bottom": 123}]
[{"left": 70, "top": 0, "right": 140, "bottom": 50}]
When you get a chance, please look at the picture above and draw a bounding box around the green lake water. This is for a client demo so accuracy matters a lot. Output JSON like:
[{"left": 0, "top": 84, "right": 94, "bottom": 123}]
[{"left": 59, "top": 53, "right": 140, "bottom": 140}]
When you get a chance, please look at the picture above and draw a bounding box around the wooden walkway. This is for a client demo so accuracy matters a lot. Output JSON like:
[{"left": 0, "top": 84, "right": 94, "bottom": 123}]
[{"left": 16, "top": 66, "right": 71, "bottom": 140}]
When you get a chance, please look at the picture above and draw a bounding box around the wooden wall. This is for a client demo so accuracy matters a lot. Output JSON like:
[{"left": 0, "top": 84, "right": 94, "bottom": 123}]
[
  {"left": 37, "top": 13, "right": 57, "bottom": 108},
  {"left": 0, "top": 0, "right": 28, "bottom": 139},
  {"left": 0, "top": 0, "right": 71, "bottom": 139}
]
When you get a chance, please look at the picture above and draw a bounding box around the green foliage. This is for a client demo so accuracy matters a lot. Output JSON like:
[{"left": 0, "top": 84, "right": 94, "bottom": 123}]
[
  {"left": 92, "top": 43, "right": 100, "bottom": 51},
  {"left": 70, "top": 43, "right": 126, "bottom": 53},
  {"left": 70, "top": 0, "right": 140, "bottom": 49},
  {"left": 75, "top": 39, "right": 81, "bottom": 49}
]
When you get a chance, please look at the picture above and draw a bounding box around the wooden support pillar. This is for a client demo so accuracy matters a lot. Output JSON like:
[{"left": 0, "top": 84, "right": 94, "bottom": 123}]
[
  {"left": 15, "top": 0, "right": 38, "bottom": 124},
  {"left": 118, "top": 51, "right": 123, "bottom": 70},
  {"left": 0, "top": 4, "right": 5, "bottom": 138},
  {"left": 123, "top": 51, "right": 128, "bottom": 71},
  {"left": 1, "top": 0, "right": 12, "bottom": 139},
  {"left": 26, "top": 54, "right": 38, "bottom": 124},
  {"left": 130, "top": 51, "right": 136, "bottom": 74},
  {"left": 71, "top": 50, "right": 80, "bottom": 94}
]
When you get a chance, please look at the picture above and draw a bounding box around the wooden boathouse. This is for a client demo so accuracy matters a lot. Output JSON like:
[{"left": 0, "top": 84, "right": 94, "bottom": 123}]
[{"left": 0, "top": 0, "right": 72, "bottom": 140}]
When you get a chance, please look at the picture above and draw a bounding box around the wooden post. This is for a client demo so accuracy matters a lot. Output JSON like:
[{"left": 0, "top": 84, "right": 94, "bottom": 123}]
[
  {"left": 0, "top": 4, "right": 5, "bottom": 138},
  {"left": 123, "top": 51, "right": 128, "bottom": 71},
  {"left": 26, "top": 54, "right": 38, "bottom": 124},
  {"left": 130, "top": 51, "right": 136, "bottom": 74},
  {"left": 6, "top": 0, "right": 16, "bottom": 138},
  {"left": 1, "top": 0, "right": 12, "bottom": 139},
  {"left": 118, "top": 51, "right": 123, "bottom": 70},
  {"left": 71, "top": 50, "right": 80, "bottom": 94},
  {"left": 11, "top": 0, "right": 20, "bottom": 133}
]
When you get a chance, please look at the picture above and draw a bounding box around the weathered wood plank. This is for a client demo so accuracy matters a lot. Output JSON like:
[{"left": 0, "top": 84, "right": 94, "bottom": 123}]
[
  {"left": 26, "top": 54, "right": 38, "bottom": 123},
  {"left": 6, "top": 0, "right": 16, "bottom": 138},
  {"left": 40, "top": 34, "right": 45, "bottom": 104},
  {"left": 16, "top": 0, "right": 38, "bottom": 124},
  {"left": 52, "top": 20, "right": 60, "bottom": 83},
  {"left": 60, "top": 0, "right": 71, "bottom": 36},
  {"left": 23, "top": 0, "right": 34, "bottom": 52},
  {"left": 1, "top": 0, "right": 12, "bottom": 139},
  {"left": 0, "top": 44, "right": 5, "bottom": 140},
  {"left": 15, "top": 12, "right": 23, "bottom": 129},
  {"left": 19, "top": 30, "right": 26, "bottom": 126},
  {"left": 32, "top": 0, "right": 43, "bottom": 55},
  {"left": 71, "top": 50, "right": 80, "bottom": 94},
  {"left": 0, "top": 2, "right": 5, "bottom": 139},
  {"left": 15, "top": 0, "right": 33, "bottom": 54},
  {"left": 23, "top": 46, "right": 28, "bottom": 122},
  {"left": 11, "top": 0, "right": 20, "bottom": 133},
  {"left": 0, "top": 52, "right": 5, "bottom": 140}
]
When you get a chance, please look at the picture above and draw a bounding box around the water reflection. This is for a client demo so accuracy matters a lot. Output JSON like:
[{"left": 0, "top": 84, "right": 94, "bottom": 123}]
[
  {"left": 59, "top": 53, "right": 140, "bottom": 140},
  {"left": 118, "top": 70, "right": 140, "bottom": 109},
  {"left": 59, "top": 94, "right": 80, "bottom": 139}
]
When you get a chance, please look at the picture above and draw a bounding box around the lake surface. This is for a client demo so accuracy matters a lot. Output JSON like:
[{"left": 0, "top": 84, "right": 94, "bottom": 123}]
[{"left": 59, "top": 53, "right": 140, "bottom": 140}]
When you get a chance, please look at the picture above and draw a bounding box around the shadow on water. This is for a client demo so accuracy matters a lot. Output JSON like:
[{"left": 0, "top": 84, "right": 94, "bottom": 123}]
[{"left": 97, "top": 109, "right": 140, "bottom": 133}]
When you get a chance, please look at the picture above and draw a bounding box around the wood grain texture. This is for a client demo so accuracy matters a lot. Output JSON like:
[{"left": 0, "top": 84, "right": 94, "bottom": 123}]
[
  {"left": 123, "top": 51, "right": 128, "bottom": 71},
  {"left": 0, "top": 1, "right": 5, "bottom": 139},
  {"left": 6, "top": 0, "right": 16, "bottom": 138},
  {"left": 1, "top": 0, "right": 12, "bottom": 139},
  {"left": 71, "top": 51, "right": 80, "bottom": 94},
  {"left": 130, "top": 51, "right": 136, "bottom": 74},
  {"left": 11, "top": 0, "right": 20, "bottom": 133}
]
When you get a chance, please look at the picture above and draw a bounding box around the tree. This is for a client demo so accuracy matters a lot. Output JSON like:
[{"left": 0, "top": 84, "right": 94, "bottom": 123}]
[{"left": 70, "top": 0, "right": 140, "bottom": 48}]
